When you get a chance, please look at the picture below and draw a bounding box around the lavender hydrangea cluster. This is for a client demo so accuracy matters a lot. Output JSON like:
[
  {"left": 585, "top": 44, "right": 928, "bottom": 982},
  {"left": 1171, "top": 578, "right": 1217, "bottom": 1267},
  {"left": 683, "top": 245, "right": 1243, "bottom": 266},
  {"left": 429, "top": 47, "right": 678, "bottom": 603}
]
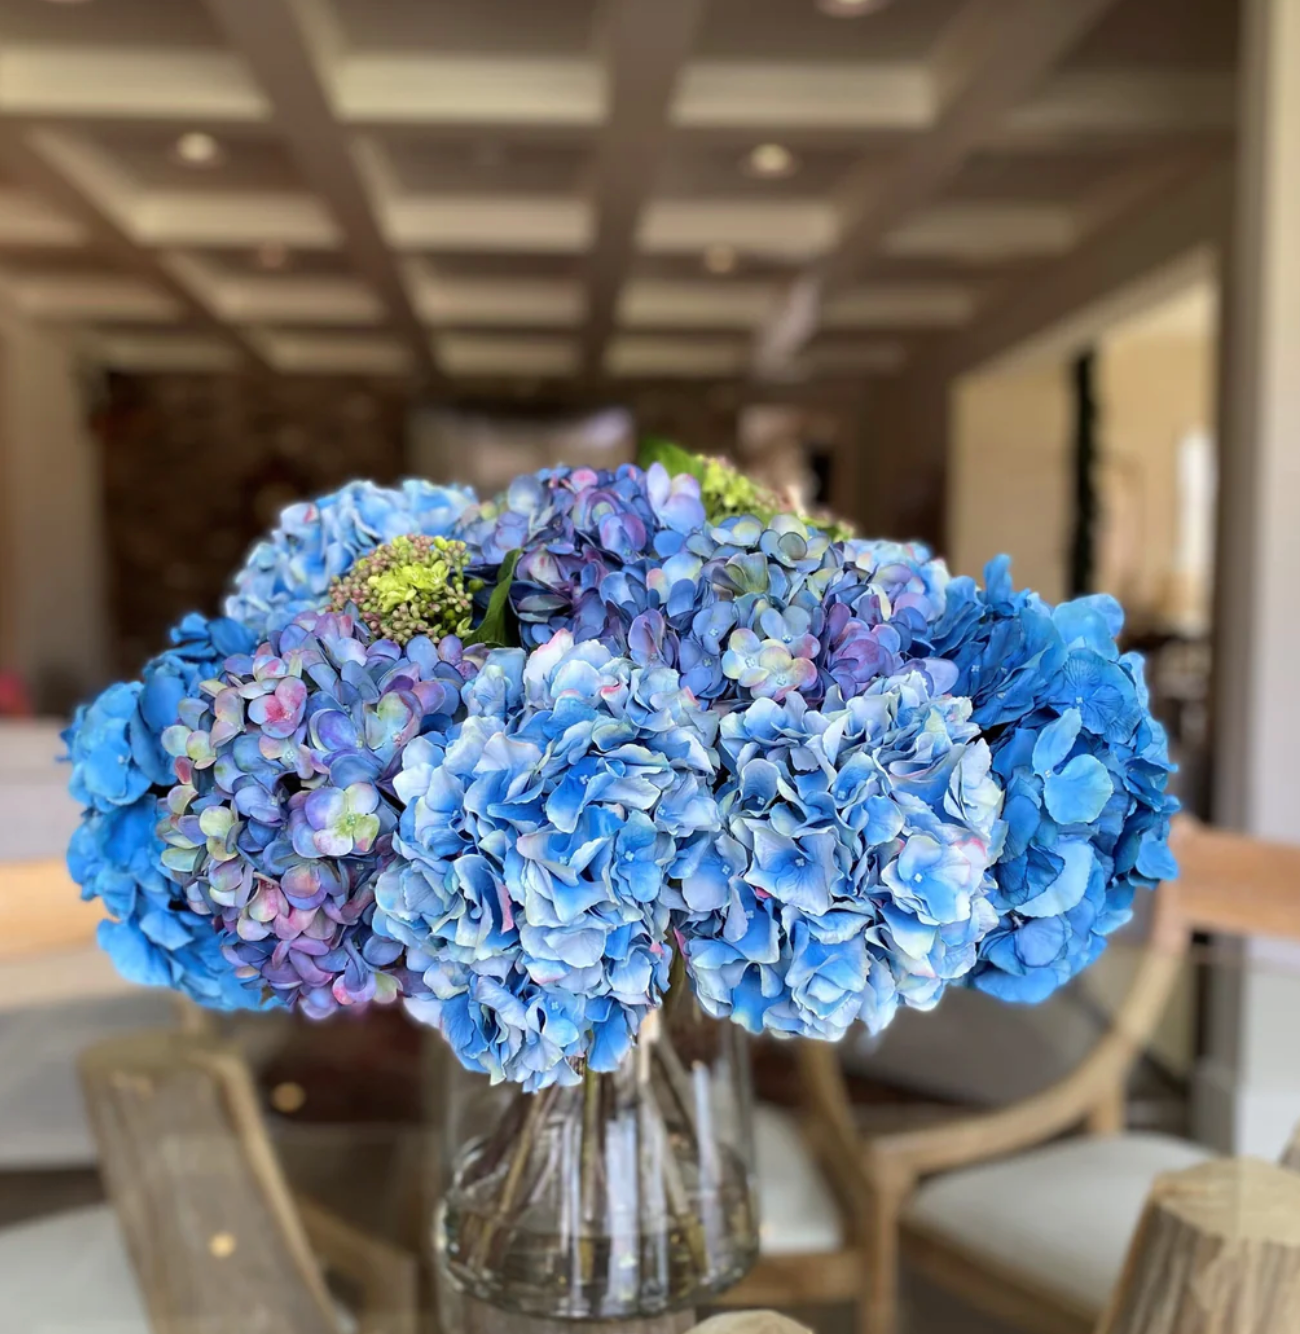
[
  {"left": 64, "top": 450, "right": 1178, "bottom": 1085},
  {"left": 155, "top": 611, "right": 479, "bottom": 1017},
  {"left": 452, "top": 463, "right": 705, "bottom": 648},
  {"left": 373, "top": 632, "right": 719, "bottom": 1089}
]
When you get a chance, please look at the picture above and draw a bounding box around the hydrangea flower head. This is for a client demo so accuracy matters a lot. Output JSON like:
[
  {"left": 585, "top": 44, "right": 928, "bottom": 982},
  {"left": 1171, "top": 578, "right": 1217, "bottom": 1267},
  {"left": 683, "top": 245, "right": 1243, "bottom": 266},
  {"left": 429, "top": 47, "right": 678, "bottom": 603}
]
[
  {"left": 226, "top": 479, "right": 476, "bottom": 636},
  {"left": 374, "top": 631, "right": 720, "bottom": 1090},
  {"left": 927, "top": 558, "right": 1178, "bottom": 1001},
  {"left": 156, "top": 610, "right": 481, "bottom": 1018},
  {"left": 670, "top": 670, "right": 1005, "bottom": 1041},
  {"left": 454, "top": 463, "right": 705, "bottom": 651}
]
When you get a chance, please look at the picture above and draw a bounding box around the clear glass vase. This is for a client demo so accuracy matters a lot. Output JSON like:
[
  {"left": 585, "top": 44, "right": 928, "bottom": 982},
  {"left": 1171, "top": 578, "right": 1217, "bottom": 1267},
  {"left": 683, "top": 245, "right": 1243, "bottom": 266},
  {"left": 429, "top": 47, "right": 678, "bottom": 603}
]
[{"left": 435, "top": 1000, "right": 759, "bottom": 1322}]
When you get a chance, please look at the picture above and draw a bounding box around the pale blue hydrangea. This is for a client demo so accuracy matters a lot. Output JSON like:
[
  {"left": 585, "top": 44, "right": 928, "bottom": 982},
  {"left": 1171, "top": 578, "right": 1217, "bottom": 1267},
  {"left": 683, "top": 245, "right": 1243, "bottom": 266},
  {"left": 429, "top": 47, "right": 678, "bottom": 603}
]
[
  {"left": 670, "top": 671, "right": 1005, "bottom": 1041},
  {"left": 374, "top": 631, "right": 720, "bottom": 1090},
  {"left": 226, "top": 479, "right": 476, "bottom": 636}
]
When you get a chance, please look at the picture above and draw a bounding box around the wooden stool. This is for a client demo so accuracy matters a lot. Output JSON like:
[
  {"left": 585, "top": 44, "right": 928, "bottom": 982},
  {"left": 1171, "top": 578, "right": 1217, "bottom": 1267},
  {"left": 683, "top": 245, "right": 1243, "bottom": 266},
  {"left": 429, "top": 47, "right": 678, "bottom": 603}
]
[{"left": 1099, "top": 1157, "right": 1300, "bottom": 1333}]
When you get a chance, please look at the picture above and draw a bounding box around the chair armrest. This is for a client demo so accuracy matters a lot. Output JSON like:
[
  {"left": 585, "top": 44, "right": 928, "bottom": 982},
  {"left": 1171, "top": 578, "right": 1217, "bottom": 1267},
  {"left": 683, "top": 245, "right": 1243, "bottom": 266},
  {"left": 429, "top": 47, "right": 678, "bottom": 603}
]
[
  {"left": 862, "top": 1071, "right": 1114, "bottom": 1186},
  {"left": 861, "top": 940, "right": 1187, "bottom": 1184}
]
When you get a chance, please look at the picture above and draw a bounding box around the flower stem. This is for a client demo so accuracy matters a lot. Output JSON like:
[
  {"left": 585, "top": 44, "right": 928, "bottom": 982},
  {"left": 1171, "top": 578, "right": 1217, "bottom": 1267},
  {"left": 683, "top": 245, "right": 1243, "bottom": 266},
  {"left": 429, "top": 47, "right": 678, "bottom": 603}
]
[
  {"left": 469, "top": 1085, "right": 554, "bottom": 1271},
  {"left": 579, "top": 1063, "right": 602, "bottom": 1288}
]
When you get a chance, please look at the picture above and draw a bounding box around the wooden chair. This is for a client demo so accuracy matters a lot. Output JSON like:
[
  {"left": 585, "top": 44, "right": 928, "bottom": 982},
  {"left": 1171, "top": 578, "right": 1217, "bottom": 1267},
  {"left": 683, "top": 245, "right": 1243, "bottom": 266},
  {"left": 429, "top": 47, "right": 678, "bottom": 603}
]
[
  {"left": 796, "top": 816, "right": 1300, "bottom": 1334},
  {"left": 0, "top": 1027, "right": 419, "bottom": 1334}
]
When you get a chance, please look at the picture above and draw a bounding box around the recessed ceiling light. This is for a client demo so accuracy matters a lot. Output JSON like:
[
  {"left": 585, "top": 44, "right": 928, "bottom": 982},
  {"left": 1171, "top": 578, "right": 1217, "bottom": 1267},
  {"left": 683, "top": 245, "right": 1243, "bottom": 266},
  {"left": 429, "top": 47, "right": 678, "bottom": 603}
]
[
  {"left": 744, "top": 143, "right": 799, "bottom": 180},
  {"left": 703, "top": 244, "right": 738, "bottom": 275},
  {"left": 255, "top": 242, "right": 290, "bottom": 271},
  {"left": 174, "top": 131, "right": 224, "bottom": 168},
  {"left": 816, "top": 0, "right": 894, "bottom": 14}
]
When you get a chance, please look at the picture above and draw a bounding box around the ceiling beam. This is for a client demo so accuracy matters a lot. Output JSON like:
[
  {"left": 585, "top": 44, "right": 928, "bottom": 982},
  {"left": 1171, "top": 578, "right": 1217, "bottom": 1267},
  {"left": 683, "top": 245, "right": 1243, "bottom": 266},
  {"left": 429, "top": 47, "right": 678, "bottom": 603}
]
[
  {"left": 581, "top": 0, "right": 706, "bottom": 378},
  {"left": 755, "top": 0, "right": 1125, "bottom": 373},
  {"left": 918, "top": 161, "right": 1231, "bottom": 383},
  {"left": 0, "top": 130, "right": 266, "bottom": 371},
  {"left": 204, "top": 0, "right": 439, "bottom": 384}
]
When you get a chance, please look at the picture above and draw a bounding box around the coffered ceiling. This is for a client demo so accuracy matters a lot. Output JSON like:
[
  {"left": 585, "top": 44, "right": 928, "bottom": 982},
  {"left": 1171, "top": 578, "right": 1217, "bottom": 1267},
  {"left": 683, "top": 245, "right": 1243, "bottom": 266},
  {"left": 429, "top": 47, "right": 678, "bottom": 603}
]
[{"left": 0, "top": 0, "right": 1236, "bottom": 386}]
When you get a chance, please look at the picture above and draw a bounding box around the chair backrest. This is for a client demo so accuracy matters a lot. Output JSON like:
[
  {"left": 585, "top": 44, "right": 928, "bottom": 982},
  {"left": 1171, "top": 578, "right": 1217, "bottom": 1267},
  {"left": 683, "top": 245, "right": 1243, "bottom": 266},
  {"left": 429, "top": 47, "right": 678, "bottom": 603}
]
[{"left": 1164, "top": 816, "right": 1300, "bottom": 944}]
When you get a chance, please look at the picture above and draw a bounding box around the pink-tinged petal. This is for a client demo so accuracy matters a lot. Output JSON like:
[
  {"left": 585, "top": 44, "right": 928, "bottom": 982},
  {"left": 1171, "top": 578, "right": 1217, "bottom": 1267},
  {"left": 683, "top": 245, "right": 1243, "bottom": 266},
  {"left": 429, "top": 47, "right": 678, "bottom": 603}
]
[
  {"left": 291, "top": 954, "right": 334, "bottom": 988},
  {"left": 312, "top": 828, "right": 354, "bottom": 858},
  {"left": 237, "top": 916, "right": 272, "bottom": 942},
  {"left": 167, "top": 784, "right": 197, "bottom": 815},
  {"left": 252, "top": 655, "right": 286, "bottom": 682},
  {"left": 282, "top": 863, "right": 328, "bottom": 910},
  {"left": 344, "top": 782, "right": 380, "bottom": 815}
]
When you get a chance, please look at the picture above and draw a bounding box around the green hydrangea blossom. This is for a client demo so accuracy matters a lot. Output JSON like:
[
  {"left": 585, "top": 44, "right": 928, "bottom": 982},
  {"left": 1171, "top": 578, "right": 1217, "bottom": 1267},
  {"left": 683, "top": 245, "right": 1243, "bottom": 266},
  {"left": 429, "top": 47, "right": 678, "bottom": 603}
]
[{"left": 328, "top": 534, "right": 481, "bottom": 644}]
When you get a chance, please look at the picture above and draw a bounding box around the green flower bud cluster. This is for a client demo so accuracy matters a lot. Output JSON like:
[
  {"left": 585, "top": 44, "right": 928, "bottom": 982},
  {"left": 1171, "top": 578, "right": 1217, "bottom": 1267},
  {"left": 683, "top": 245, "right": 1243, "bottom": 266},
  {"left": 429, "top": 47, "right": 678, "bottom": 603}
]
[
  {"left": 701, "top": 455, "right": 856, "bottom": 539},
  {"left": 328, "top": 534, "right": 482, "bottom": 645},
  {"left": 818, "top": 515, "right": 857, "bottom": 542},
  {"left": 700, "top": 456, "right": 783, "bottom": 525}
]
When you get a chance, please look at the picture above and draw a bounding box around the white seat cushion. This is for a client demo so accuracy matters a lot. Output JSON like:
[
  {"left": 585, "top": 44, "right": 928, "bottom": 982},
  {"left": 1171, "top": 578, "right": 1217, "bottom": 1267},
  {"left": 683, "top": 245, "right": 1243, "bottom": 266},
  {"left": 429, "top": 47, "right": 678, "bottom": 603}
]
[
  {"left": 754, "top": 1103, "right": 844, "bottom": 1255},
  {"left": 0, "top": 1204, "right": 148, "bottom": 1333},
  {"left": 903, "top": 1132, "right": 1214, "bottom": 1315}
]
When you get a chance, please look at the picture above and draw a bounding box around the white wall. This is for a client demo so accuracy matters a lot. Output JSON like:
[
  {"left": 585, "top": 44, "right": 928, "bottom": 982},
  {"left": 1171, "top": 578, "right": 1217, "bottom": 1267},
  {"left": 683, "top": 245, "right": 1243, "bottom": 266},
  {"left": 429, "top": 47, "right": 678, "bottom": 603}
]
[
  {"left": 0, "top": 309, "right": 109, "bottom": 712},
  {"left": 948, "top": 361, "right": 1072, "bottom": 598},
  {"left": 1196, "top": 0, "right": 1300, "bottom": 1159}
]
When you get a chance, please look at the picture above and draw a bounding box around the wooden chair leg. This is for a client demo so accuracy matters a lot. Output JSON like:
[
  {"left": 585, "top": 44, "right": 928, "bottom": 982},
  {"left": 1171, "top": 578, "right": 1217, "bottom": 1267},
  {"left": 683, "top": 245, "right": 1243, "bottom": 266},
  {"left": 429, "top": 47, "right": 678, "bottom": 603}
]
[
  {"left": 861, "top": 1185, "right": 902, "bottom": 1334},
  {"left": 1084, "top": 1083, "right": 1127, "bottom": 1137}
]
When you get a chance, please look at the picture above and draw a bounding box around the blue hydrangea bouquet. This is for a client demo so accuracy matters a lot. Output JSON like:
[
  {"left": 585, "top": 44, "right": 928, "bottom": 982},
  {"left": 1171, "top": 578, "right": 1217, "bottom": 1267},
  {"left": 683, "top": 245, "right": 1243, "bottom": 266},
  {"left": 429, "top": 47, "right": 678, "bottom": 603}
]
[
  {"left": 63, "top": 443, "right": 1177, "bottom": 1315},
  {"left": 65, "top": 444, "right": 1177, "bottom": 1087}
]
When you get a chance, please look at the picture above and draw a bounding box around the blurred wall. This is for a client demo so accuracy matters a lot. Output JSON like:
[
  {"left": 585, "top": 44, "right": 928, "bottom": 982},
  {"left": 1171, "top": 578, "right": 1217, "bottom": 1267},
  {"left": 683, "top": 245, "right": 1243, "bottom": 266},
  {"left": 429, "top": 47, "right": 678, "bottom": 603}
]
[
  {"left": 947, "top": 361, "right": 1072, "bottom": 597},
  {"left": 1095, "top": 308, "right": 1217, "bottom": 633},
  {"left": 0, "top": 310, "right": 109, "bottom": 714},
  {"left": 95, "top": 374, "right": 406, "bottom": 676}
]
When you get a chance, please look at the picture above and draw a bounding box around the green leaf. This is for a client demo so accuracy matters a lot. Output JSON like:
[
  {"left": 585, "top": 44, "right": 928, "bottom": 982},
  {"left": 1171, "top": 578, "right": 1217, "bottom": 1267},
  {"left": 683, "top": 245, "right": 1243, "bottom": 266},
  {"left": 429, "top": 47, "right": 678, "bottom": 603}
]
[
  {"left": 637, "top": 436, "right": 706, "bottom": 482},
  {"left": 464, "top": 549, "right": 521, "bottom": 648}
]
